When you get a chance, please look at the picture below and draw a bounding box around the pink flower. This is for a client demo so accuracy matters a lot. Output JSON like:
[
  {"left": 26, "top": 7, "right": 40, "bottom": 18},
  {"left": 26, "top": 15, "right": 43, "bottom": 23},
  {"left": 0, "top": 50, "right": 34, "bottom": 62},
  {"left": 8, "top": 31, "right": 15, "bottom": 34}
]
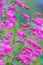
[
  {"left": 16, "top": 40, "right": 24, "bottom": 44},
  {"left": 39, "top": 35, "right": 43, "bottom": 40},
  {"left": 36, "top": 12, "right": 42, "bottom": 16},
  {"left": 22, "top": 48, "right": 39, "bottom": 59},
  {"left": 15, "top": 0, "right": 24, "bottom": 8},
  {"left": 0, "top": 60, "right": 5, "bottom": 65},
  {"left": 0, "top": 0, "right": 5, "bottom": 7},
  {"left": 22, "top": 23, "right": 31, "bottom": 32},
  {"left": 0, "top": 8, "right": 3, "bottom": 14},
  {"left": 26, "top": 23, "right": 31, "bottom": 27},
  {"left": 6, "top": 10, "right": 16, "bottom": 19},
  {"left": 16, "top": 0, "right": 30, "bottom": 10},
  {"left": 21, "top": 13, "right": 30, "bottom": 21},
  {"left": 32, "top": 32, "right": 37, "bottom": 36},
  {"left": 0, "top": 0, "right": 5, "bottom": 14},
  {"left": 35, "top": 48, "right": 42, "bottom": 55},
  {"left": 2, "top": 45, "right": 13, "bottom": 55},
  {"left": 22, "top": 48, "right": 32, "bottom": 55},
  {"left": 27, "top": 39, "right": 41, "bottom": 49},
  {"left": 0, "top": 48, "right": 5, "bottom": 58},
  {"left": 23, "top": 5, "right": 30, "bottom": 10},
  {"left": 4, "top": 32, "right": 13, "bottom": 40},
  {"left": 2, "top": 39, "right": 11, "bottom": 45},
  {"left": 18, "top": 54, "right": 32, "bottom": 65},
  {"left": 32, "top": 51, "right": 39, "bottom": 59},
  {"left": 9, "top": 3, "right": 16, "bottom": 12},
  {"left": 22, "top": 23, "right": 28, "bottom": 32},
  {"left": 17, "top": 31, "right": 26, "bottom": 39},
  {"left": 0, "top": 44, "right": 13, "bottom": 56},
  {"left": 22, "top": 23, "right": 31, "bottom": 27},
  {"left": 23, "top": 27, "right": 29, "bottom": 32},
  {"left": 31, "top": 27, "right": 41, "bottom": 35},
  {"left": 33, "top": 18, "right": 43, "bottom": 26},
  {"left": 5, "top": 20, "right": 17, "bottom": 29}
]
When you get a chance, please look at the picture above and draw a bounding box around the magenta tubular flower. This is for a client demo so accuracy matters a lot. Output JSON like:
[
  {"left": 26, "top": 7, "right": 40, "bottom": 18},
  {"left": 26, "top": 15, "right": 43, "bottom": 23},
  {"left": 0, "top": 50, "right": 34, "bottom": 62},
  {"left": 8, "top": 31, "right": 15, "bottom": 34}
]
[
  {"left": 33, "top": 18, "right": 43, "bottom": 26},
  {"left": 27, "top": 39, "right": 41, "bottom": 49},
  {"left": 18, "top": 54, "right": 32, "bottom": 65},
  {"left": 17, "top": 31, "right": 26, "bottom": 39},
  {"left": 0, "top": 44, "right": 13, "bottom": 56},
  {"left": 22, "top": 48, "right": 32, "bottom": 55},
  {"left": 21, "top": 23, "right": 28, "bottom": 32},
  {"left": 16, "top": 40, "right": 25, "bottom": 44},
  {"left": 6, "top": 10, "right": 16, "bottom": 19},
  {"left": 6, "top": 3, "right": 16, "bottom": 19},
  {"left": 0, "top": 8, "right": 3, "bottom": 14},
  {"left": 23, "top": 27, "right": 29, "bottom": 32},
  {"left": 31, "top": 51, "right": 39, "bottom": 59},
  {"left": 4, "top": 32, "right": 13, "bottom": 40},
  {"left": 0, "top": 48, "right": 5, "bottom": 58},
  {"left": 31, "top": 27, "right": 43, "bottom": 40},
  {"left": 22, "top": 23, "right": 31, "bottom": 27},
  {"left": 21, "top": 23, "right": 27, "bottom": 28},
  {"left": 32, "top": 31, "right": 37, "bottom": 36},
  {"left": 36, "top": 12, "right": 42, "bottom": 16},
  {"left": 4, "top": 20, "right": 17, "bottom": 29},
  {"left": 35, "top": 48, "right": 42, "bottom": 55},
  {"left": 0, "top": 0, "right": 5, "bottom": 14},
  {"left": 9, "top": 3, "right": 16, "bottom": 12},
  {"left": 0, "top": 60, "right": 5, "bottom": 65},
  {"left": 16, "top": 0, "right": 30, "bottom": 10},
  {"left": 23, "top": 5, "right": 30, "bottom": 10},
  {"left": 15, "top": 0, "right": 24, "bottom": 8},
  {"left": 22, "top": 48, "right": 40, "bottom": 59},
  {"left": 2, "top": 45, "right": 13, "bottom": 55},
  {"left": 21, "top": 13, "right": 30, "bottom": 21},
  {"left": 31, "top": 27, "right": 41, "bottom": 34},
  {"left": 2, "top": 39, "right": 11, "bottom": 45},
  {"left": 38, "top": 35, "right": 43, "bottom": 40},
  {"left": 26, "top": 23, "right": 31, "bottom": 27},
  {"left": 22, "top": 23, "right": 31, "bottom": 32}
]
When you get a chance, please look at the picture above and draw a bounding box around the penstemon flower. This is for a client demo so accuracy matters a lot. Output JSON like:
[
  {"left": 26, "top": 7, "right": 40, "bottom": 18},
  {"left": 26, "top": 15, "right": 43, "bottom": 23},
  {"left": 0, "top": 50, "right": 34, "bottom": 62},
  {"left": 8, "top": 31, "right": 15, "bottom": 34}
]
[
  {"left": 36, "top": 12, "right": 42, "bottom": 16},
  {"left": 21, "top": 13, "right": 30, "bottom": 21}
]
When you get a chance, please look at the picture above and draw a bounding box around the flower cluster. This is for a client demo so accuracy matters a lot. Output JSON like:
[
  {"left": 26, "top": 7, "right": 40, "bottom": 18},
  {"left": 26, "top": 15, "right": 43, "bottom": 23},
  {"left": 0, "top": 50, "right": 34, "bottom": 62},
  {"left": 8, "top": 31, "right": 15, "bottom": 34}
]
[{"left": 0, "top": 0, "right": 43, "bottom": 65}]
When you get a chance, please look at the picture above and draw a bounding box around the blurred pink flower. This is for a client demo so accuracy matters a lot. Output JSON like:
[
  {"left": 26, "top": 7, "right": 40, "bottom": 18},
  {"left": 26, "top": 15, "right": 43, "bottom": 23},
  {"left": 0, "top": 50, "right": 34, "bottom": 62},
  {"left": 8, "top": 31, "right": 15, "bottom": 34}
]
[
  {"left": 0, "top": 8, "right": 3, "bottom": 14},
  {"left": 15, "top": 0, "right": 24, "bottom": 8},
  {"left": 22, "top": 47, "right": 32, "bottom": 55},
  {"left": 23, "top": 5, "right": 30, "bottom": 10},
  {"left": 2, "top": 39, "right": 11, "bottom": 45},
  {"left": 18, "top": 54, "right": 32, "bottom": 65},
  {"left": 2, "top": 45, "right": 13, "bottom": 55},
  {"left": 21, "top": 13, "right": 30, "bottom": 21},
  {"left": 36, "top": 12, "right": 42, "bottom": 16},
  {"left": 0, "top": 60, "right": 5, "bottom": 65},
  {"left": 4, "top": 20, "right": 17, "bottom": 29},
  {"left": 27, "top": 39, "right": 41, "bottom": 49},
  {"left": 33, "top": 18, "right": 43, "bottom": 26},
  {"left": 17, "top": 31, "right": 26, "bottom": 39},
  {"left": 16, "top": 0, "right": 30, "bottom": 10},
  {"left": 9, "top": 3, "right": 16, "bottom": 12},
  {"left": 4, "top": 32, "right": 13, "bottom": 40}
]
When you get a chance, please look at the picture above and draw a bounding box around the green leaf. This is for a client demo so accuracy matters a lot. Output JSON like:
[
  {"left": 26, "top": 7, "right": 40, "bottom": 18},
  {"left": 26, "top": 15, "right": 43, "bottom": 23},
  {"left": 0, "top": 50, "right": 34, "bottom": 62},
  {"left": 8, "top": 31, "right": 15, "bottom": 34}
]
[
  {"left": 14, "top": 43, "right": 24, "bottom": 56},
  {"left": 14, "top": 60, "right": 23, "bottom": 65},
  {"left": 6, "top": 62, "right": 13, "bottom": 65}
]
